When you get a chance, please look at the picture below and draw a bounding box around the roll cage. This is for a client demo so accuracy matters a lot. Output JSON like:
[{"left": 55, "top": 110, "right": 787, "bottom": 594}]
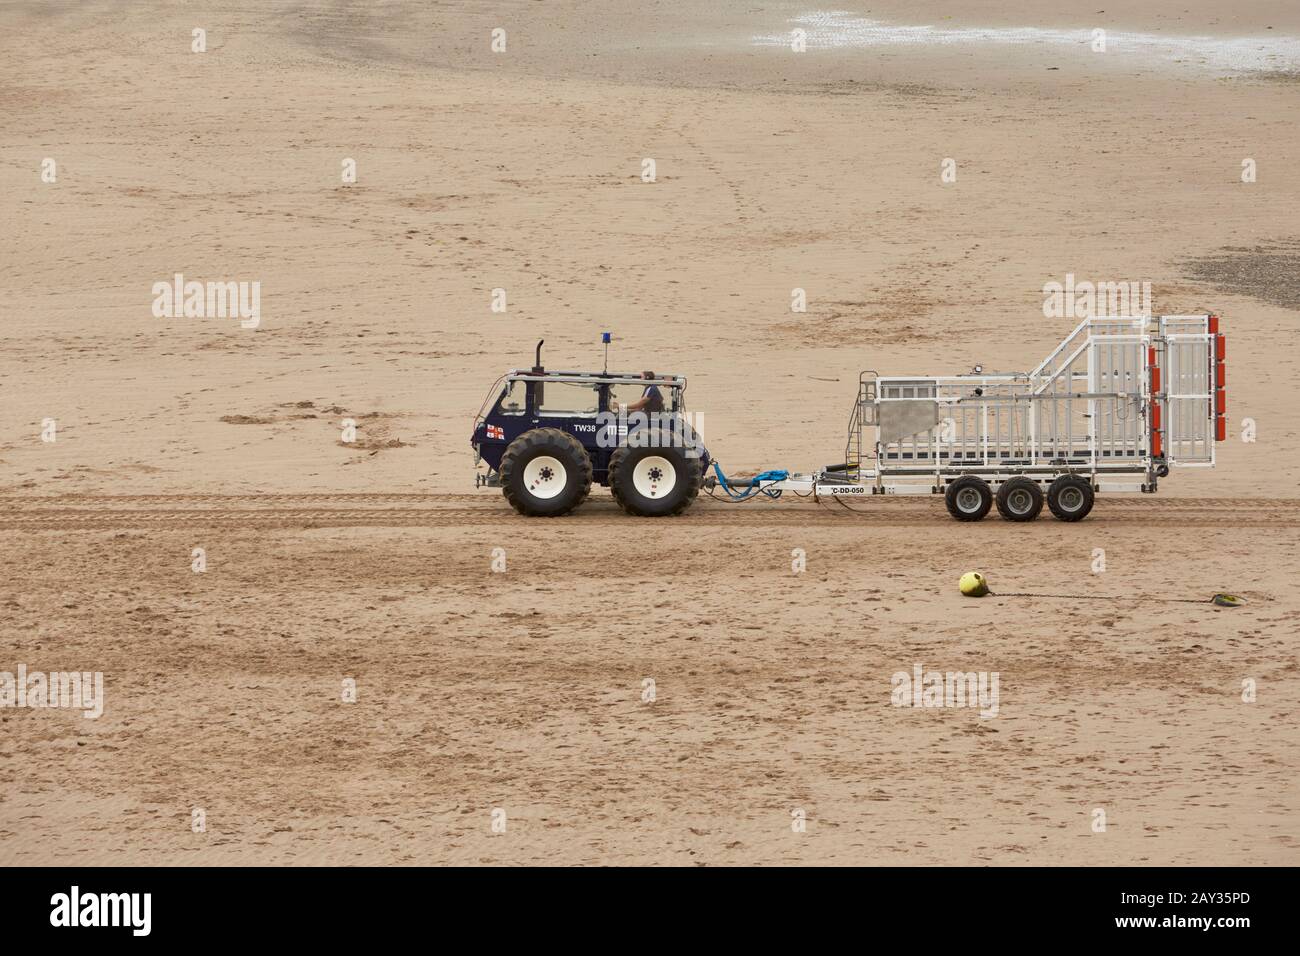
[{"left": 474, "top": 371, "right": 688, "bottom": 426}]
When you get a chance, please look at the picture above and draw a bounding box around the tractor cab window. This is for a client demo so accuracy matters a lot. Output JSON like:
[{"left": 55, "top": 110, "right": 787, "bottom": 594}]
[
  {"left": 496, "top": 380, "right": 526, "bottom": 415},
  {"left": 538, "top": 381, "right": 600, "bottom": 417},
  {"left": 608, "top": 383, "right": 643, "bottom": 409},
  {"left": 608, "top": 382, "right": 677, "bottom": 412}
]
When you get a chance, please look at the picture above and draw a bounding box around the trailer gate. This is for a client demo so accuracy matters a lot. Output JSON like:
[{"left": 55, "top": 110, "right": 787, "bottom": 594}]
[{"left": 1160, "top": 315, "right": 1219, "bottom": 465}]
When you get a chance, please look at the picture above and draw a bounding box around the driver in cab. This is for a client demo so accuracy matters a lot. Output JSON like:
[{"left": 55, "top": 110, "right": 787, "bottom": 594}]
[{"left": 611, "top": 371, "right": 664, "bottom": 415}]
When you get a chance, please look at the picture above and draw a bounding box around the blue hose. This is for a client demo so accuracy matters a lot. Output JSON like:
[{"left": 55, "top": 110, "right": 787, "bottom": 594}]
[{"left": 710, "top": 462, "right": 790, "bottom": 501}]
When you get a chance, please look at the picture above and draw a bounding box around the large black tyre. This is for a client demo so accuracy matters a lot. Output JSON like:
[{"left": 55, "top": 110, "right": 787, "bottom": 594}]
[
  {"left": 995, "top": 477, "right": 1044, "bottom": 522},
  {"left": 944, "top": 476, "right": 993, "bottom": 521},
  {"left": 1047, "top": 474, "right": 1095, "bottom": 522},
  {"left": 608, "top": 432, "right": 703, "bottom": 517},
  {"left": 499, "top": 428, "right": 592, "bottom": 517}
]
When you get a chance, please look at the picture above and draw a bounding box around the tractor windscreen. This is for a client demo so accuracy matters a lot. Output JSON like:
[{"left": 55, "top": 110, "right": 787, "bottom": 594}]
[{"left": 496, "top": 380, "right": 526, "bottom": 415}]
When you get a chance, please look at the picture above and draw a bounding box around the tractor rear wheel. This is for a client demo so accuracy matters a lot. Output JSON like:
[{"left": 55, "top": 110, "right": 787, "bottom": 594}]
[
  {"left": 608, "top": 433, "right": 703, "bottom": 517},
  {"left": 1047, "top": 475, "right": 1095, "bottom": 522},
  {"left": 995, "top": 477, "right": 1043, "bottom": 522},
  {"left": 944, "top": 476, "right": 993, "bottom": 521},
  {"left": 499, "top": 428, "right": 592, "bottom": 517}
]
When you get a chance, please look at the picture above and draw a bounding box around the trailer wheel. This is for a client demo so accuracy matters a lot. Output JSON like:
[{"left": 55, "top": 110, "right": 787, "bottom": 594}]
[
  {"left": 995, "top": 477, "right": 1044, "bottom": 522},
  {"left": 1047, "top": 475, "right": 1094, "bottom": 522},
  {"left": 499, "top": 428, "right": 592, "bottom": 517},
  {"left": 944, "top": 476, "right": 993, "bottom": 521},
  {"left": 609, "top": 433, "right": 703, "bottom": 517}
]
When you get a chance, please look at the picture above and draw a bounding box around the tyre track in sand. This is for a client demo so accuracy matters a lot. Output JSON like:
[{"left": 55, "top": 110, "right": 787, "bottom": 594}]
[{"left": 1, "top": 494, "right": 1299, "bottom": 529}]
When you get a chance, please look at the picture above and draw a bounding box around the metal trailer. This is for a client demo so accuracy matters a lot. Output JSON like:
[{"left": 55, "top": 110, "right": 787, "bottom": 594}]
[{"left": 724, "top": 314, "right": 1227, "bottom": 521}]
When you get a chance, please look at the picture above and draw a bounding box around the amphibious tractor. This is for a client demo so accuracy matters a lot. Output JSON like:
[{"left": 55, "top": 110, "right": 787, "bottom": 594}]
[
  {"left": 471, "top": 315, "right": 1226, "bottom": 521},
  {"left": 470, "top": 340, "right": 710, "bottom": 517}
]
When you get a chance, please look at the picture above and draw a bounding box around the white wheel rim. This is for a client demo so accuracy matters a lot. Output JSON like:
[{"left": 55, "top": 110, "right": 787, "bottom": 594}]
[
  {"left": 956, "top": 487, "right": 983, "bottom": 513},
  {"left": 632, "top": 456, "right": 676, "bottom": 498},
  {"left": 522, "top": 455, "right": 567, "bottom": 500},
  {"left": 1007, "top": 488, "right": 1034, "bottom": 514},
  {"left": 1059, "top": 487, "right": 1084, "bottom": 511}
]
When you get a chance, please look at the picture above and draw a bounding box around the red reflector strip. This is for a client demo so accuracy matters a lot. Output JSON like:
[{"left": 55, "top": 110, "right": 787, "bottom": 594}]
[
  {"left": 1148, "top": 347, "right": 1163, "bottom": 457},
  {"left": 1213, "top": 326, "right": 1226, "bottom": 440}
]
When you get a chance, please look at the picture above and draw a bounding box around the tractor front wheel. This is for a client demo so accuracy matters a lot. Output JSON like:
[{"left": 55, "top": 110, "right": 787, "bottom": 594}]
[{"left": 499, "top": 428, "right": 592, "bottom": 516}]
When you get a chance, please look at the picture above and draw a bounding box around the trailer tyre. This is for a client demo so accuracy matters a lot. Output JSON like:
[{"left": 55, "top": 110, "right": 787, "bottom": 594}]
[
  {"left": 499, "top": 428, "right": 592, "bottom": 517},
  {"left": 995, "top": 477, "right": 1044, "bottom": 522},
  {"left": 1047, "top": 475, "right": 1094, "bottom": 522},
  {"left": 944, "top": 476, "right": 993, "bottom": 521},
  {"left": 609, "top": 433, "right": 703, "bottom": 517}
]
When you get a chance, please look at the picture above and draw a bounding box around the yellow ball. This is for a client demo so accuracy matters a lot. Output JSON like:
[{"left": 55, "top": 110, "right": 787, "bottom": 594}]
[{"left": 959, "top": 571, "right": 988, "bottom": 597}]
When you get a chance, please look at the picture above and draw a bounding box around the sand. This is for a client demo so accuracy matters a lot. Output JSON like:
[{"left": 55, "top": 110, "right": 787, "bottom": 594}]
[{"left": 1, "top": 1, "right": 1297, "bottom": 865}]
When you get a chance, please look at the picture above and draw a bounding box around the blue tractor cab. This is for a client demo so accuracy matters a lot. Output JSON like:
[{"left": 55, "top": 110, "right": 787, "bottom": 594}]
[{"left": 472, "top": 341, "right": 710, "bottom": 516}]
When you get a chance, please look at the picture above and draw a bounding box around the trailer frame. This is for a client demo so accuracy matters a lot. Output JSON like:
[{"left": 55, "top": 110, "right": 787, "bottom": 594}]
[{"left": 718, "top": 314, "right": 1226, "bottom": 518}]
